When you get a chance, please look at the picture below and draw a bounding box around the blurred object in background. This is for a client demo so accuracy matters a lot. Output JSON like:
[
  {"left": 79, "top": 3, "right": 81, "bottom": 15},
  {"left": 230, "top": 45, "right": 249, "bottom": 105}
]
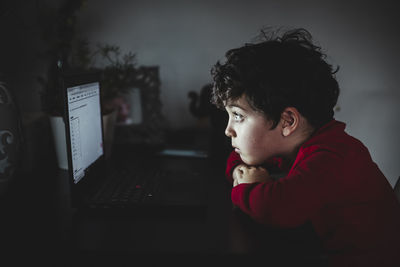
[
  {"left": 188, "top": 83, "right": 230, "bottom": 164},
  {"left": 0, "top": 81, "right": 23, "bottom": 196}
]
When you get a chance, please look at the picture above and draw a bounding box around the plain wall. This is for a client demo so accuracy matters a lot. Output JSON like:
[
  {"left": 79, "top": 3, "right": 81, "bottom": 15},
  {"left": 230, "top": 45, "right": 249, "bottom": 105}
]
[{"left": 2, "top": 0, "right": 399, "bottom": 186}]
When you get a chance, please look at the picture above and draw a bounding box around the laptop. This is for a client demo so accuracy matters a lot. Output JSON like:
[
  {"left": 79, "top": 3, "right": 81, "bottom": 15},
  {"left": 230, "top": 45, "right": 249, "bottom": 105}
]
[{"left": 61, "top": 71, "right": 207, "bottom": 216}]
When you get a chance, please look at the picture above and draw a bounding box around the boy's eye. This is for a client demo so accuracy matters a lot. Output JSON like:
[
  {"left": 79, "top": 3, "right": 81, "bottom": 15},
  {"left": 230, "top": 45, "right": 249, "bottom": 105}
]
[{"left": 233, "top": 112, "right": 243, "bottom": 121}]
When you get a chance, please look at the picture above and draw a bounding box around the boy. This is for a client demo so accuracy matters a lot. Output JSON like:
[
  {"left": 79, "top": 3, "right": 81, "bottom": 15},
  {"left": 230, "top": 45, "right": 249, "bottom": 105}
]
[{"left": 211, "top": 28, "right": 400, "bottom": 266}]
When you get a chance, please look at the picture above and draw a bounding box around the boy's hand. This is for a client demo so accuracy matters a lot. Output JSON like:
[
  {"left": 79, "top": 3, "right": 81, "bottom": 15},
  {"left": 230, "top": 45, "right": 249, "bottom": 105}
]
[{"left": 232, "top": 164, "right": 271, "bottom": 187}]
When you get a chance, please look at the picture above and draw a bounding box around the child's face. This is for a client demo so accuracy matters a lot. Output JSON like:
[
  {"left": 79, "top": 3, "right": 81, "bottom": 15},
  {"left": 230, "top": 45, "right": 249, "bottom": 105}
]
[{"left": 224, "top": 95, "right": 283, "bottom": 165}]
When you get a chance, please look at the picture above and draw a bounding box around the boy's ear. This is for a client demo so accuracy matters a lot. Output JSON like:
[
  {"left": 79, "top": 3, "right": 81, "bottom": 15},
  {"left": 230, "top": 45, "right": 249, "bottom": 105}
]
[{"left": 280, "top": 107, "right": 300, "bottom": 137}]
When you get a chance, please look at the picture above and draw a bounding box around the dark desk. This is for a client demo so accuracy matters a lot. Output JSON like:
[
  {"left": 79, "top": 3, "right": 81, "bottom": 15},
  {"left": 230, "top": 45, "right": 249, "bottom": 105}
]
[{"left": 1, "top": 144, "right": 324, "bottom": 266}]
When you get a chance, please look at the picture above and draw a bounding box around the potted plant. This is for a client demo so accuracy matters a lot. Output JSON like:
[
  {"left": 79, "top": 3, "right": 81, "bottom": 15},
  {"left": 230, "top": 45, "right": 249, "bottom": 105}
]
[
  {"left": 36, "top": 1, "right": 141, "bottom": 167},
  {"left": 92, "top": 44, "right": 140, "bottom": 122},
  {"left": 37, "top": 1, "right": 141, "bottom": 115}
]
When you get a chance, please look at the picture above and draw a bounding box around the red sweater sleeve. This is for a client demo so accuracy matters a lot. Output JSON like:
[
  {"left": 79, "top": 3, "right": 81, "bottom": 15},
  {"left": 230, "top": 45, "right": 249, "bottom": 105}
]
[
  {"left": 231, "top": 147, "right": 340, "bottom": 227},
  {"left": 225, "top": 151, "right": 284, "bottom": 183},
  {"left": 225, "top": 150, "right": 243, "bottom": 183}
]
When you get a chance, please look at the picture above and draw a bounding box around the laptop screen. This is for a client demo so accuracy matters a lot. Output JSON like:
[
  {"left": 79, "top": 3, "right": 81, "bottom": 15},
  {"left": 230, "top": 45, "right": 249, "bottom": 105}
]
[{"left": 67, "top": 82, "right": 104, "bottom": 184}]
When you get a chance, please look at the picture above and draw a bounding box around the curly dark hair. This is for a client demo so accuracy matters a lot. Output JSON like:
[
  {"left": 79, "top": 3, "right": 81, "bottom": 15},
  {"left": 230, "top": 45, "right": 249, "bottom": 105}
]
[{"left": 211, "top": 27, "right": 340, "bottom": 129}]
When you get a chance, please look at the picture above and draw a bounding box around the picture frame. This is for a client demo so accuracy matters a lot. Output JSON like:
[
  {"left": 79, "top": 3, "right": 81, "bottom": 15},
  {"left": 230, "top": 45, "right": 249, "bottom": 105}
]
[{"left": 113, "top": 66, "right": 168, "bottom": 146}]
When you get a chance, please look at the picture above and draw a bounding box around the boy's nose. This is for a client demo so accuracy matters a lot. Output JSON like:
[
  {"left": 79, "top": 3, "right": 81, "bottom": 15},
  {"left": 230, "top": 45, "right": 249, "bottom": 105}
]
[{"left": 225, "top": 124, "right": 236, "bottom": 138}]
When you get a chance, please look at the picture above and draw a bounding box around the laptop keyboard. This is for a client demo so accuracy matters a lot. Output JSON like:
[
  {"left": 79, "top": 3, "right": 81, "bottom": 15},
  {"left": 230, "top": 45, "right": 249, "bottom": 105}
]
[{"left": 90, "top": 168, "right": 163, "bottom": 205}]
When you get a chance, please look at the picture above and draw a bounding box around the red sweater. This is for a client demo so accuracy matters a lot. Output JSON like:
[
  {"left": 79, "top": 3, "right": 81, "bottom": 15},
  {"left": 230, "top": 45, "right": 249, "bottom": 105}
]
[{"left": 226, "top": 120, "right": 400, "bottom": 266}]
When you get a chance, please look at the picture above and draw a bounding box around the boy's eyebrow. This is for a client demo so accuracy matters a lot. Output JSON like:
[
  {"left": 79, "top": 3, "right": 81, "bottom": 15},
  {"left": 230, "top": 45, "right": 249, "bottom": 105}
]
[{"left": 227, "top": 103, "right": 248, "bottom": 111}]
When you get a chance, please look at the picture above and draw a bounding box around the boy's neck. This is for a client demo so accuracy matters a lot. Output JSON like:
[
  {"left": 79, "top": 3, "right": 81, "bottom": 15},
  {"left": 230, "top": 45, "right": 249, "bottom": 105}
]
[{"left": 283, "top": 123, "right": 316, "bottom": 169}]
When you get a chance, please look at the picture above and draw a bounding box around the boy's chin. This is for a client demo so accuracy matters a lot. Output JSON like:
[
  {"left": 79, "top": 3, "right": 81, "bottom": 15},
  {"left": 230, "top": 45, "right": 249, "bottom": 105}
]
[{"left": 240, "top": 155, "right": 262, "bottom": 166}]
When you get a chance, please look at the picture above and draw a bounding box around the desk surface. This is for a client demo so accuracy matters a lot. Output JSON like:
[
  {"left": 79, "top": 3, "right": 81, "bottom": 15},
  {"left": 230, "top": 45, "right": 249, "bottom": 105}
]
[{"left": 1, "top": 142, "right": 324, "bottom": 265}]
